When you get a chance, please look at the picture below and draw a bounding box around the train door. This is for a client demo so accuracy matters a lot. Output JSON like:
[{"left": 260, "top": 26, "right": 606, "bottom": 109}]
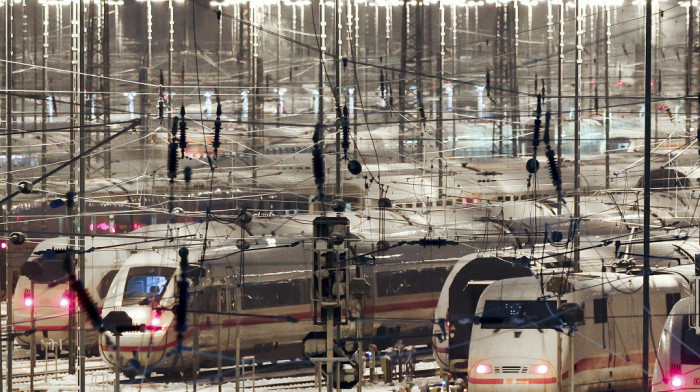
[{"left": 447, "top": 280, "right": 492, "bottom": 372}]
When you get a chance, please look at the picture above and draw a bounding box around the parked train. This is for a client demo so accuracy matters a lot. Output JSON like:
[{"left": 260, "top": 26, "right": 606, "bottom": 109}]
[
  {"left": 652, "top": 294, "right": 700, "bottom": 391},
  {"left": 433, "top": 260, "right": 696, "bottom": 392},
  {"left": 1, "top": 192, "right": 310, "bottom": 299},
  {"left": 11, "top": 221, "right": 241, "bottom": 353},
  {"left": 98, "top": 216, "right": 514, "bottom": 378}
]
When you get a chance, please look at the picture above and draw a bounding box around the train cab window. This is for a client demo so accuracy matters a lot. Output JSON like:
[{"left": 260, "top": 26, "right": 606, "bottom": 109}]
[
  {"left": 96, "top": 270, "right": 119, "bottom": 299},
  {"left": 446, "top": 199, "right": 453, "bottom": 206},
  {"left": 480, "top": 300, "right": 559, "bottom": 329},
  {"left": 122, "top": 266, "right": 175, "bottom": 306},
  {"left": 29, "top": 253, "right": 70, "bottom": 285},
  {"left": 666, "top": 293, "right": 681, "bottom": 315},
  {"left": 681, "top": 315, "right": 700, "bottom": 365},
  {"left": 593, "top": 298, "right": 608, "bottom": 324}
]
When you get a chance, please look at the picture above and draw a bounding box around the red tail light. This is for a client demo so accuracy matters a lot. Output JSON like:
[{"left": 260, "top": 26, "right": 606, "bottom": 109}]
[
  {"left": 671, "top": 375, "right": 682, "bottom": 388},
  {"left": 59, "top": 293, "right": 70, "bottom": 309},
  {"left": 23, "top": 289, "right": 34, "bottom": 307},
  {"left": 146, "top": 311, "right": 163, "bottom": 331}
]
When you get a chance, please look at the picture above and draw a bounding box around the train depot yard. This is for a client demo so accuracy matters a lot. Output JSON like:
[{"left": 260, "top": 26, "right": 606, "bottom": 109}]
[{"left": 4, "top": 0, "right": 700, "bottom": 391}]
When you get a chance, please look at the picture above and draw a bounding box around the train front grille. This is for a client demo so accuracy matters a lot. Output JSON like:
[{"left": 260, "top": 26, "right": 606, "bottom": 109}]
[{"left": 494, "top": 366, "right": 528, "bottom": 374}]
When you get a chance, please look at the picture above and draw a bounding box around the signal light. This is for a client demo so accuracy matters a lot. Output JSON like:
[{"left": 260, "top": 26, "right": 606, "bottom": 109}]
[
  {"left": 671, "top": 375, "right": 682, "bottom": 388},
  {"left": 24, "top": 289, "right": 34, "bottom": 307},
  {"left": 616, "top": 80, "right": 624, "bottom": 86},
  {"left": 530, "top": 364, "right": 549, "bottom": 374},
  {"left": 474, "top": 364, "right": 492, "bottom": 374},
  {"left": 1, "top": 242, "right": 6, "bottom": 249}
]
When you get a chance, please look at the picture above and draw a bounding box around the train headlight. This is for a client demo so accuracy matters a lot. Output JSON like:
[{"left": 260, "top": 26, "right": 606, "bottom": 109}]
[
  {"left": 671, "top": 375, "right": 682, "bottom": 388},
  {"left": 530, "top": 364, "right": 549, "bottom": 374},
  {"left": 474, "top": 364, "right": 492, "bottom": 374}
]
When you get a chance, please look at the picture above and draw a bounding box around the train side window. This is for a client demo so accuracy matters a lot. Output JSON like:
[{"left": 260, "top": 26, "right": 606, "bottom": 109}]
[
  {"left": 593, "top": 298, "right": 607, "bottom": 324},
  {"left": 431, "top": 267, "right": 450, "bottom": 292},
  {"left": 96, "top": 270, "right": 119, "bottom": 299},
  {"left": 666, "top": 293, "right": 681, "bottom": 315},
  {"left": 376, "top": 271, "right": 391, "bottom": 297},
  {"left": 389, "top": 272, "right": 407, "bottom": 295}
]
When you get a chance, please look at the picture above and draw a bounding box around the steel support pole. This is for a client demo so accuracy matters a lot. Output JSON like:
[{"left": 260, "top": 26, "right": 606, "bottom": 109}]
[
  {"left": 103, "top": 0, "right": 111, "bottom": 178},
  {"left": 605, "top": 5, "right": 610, "bottom": 189},
  {"left": 5, "top": 0, "right": 13, "bottom": 390},
  {"left": 437, "top": 0, "right": 444, "bottom": 193},
  {"left": 399, "top": 0, "right": 406, "bottom": 162},
  {"left": 574, "top": 0, "right": 581, "bottom": 270},
  {"left": 642, "top": 0, "right": 652, "bottom": 390},
  {"left": 557, "top": 1, "right": 563, "bottom": 215},
  {"left": 78, "top": 0, "right": 87, "bottom": 389},
  {"left": 335, "top": 0, "right": 342, "bottom": 196},
  {"left": 687, "top": 3, "right": 694, "bottom": 144}
]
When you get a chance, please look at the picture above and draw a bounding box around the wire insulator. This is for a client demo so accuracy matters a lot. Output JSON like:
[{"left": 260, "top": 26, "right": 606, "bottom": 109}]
[
  {"left": 179, "top": 113, "right": 187, "bottom": 159},
  {"left": 171, "top": 116, "right": 179, "bottom": 138},
  {"left": 543, "top": 112, "right": 551, "bottom": 146},
  {"left": 63, "top": 255, "right": 104, "bottom": 333},
  {"left": 168, "top": 142, "right": 178, "bottom": 182},
  {"left": 213, "top": 117, "right": 222, "bottom": 157},
  {"left": 175, "top": 247, "right": 189, "bottom": 345},
  {"left": 312, "top": 148, "right": 325, "bottom": 188},
  {"left": 312, "top": 123, "right": 325, "bottom": 200},
  {"left": 341, "top": 105, "right": 350, "bottom": 159},
  {"left": 380, "top": 70, "right": 385, "bottom": 99},
  {"left": 486, "top": 69, "right": 491, "bottom": 97},
  {"left": 216, "top": 102, "right": 222, "bottom": 117},
  {"left": 158, "top": 99, "right": 164, "bottom": 122},
  {"left": 546, "top": 148, "right": 561, "bottom": 189}
]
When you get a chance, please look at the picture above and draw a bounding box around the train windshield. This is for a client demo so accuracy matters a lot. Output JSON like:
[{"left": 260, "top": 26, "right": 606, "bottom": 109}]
[
  {"left": 122, "top": 266, "right": 176, "bottom": 306},
  {"left": 480, "top": 300, "right": 559, "bottom": 329},
  {"left": 681, "top": 316, "right": 700, "bottom": 365},
  {"left": 30, "top": 255, "right": 69, "bottom": 285}
]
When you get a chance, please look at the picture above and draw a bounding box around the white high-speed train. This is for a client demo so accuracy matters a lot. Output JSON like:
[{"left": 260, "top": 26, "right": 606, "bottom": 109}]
[
  {"left": 98, "top": 218, "right": 511, "bottom": 378},
  {"left": 652, "top": 294, "right": 700, "bottom": 391},
  {"left": 434, "top": 264, "right": 695, "bottom": 392},
  {"left": 11, "top": 221, "right": 241, "bottom": 353}
]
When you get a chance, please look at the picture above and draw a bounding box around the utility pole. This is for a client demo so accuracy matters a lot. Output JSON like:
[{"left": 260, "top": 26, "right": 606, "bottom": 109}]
[
  {"left": 69, "top": 0, "right": 79, "bottom": 374},
  {"left": 318, "top": 0, "right": 325, "bottom": 127},
  {"left": 335, "top": 0, "right": 342, "bottom": 196},
  {"left": 78, "top": 0, "right": 87, "bottom": 389},
  {"left": 642, "top": 0, "right": 652, "bottom": 390},
  {"left": 41, "top": 1, "right": 48, "bottom": 205},
  {"left": 687, "top": 2, "right": 693, "bottom": 145},
  {"left": 399, "top": 0, "right": 407, "bottom": 162},
  {"left": 605, "top": 5, "right": 611, "bottom": 189},
  {"left": 546, "top": 0, "right": 553, "bottom": 110},
  {"left": 103, "top": 0, "right": 111, "bottom": 178},
  {"left": 574, "top": 0, "right": 581, "bottom": 270},
  {"left": 510, "top": 1, "right": 519, "bottom": 158},
  {"left": 5, "top": 0, "right": 14, "bottom": 387},
  {"left": 557, "top": 0, "right": 563, "bottom": 215},
  {"left": 437, "top": 0, "right": 444, "bottom": 194}
]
